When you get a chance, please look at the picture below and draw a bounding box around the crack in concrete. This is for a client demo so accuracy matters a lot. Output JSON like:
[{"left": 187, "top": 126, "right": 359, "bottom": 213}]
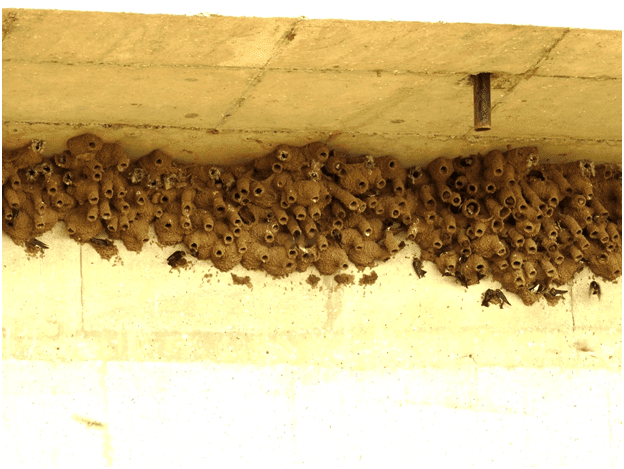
[
  {"left": 214, "top": 18, "right": 304, "bottom": 129},
  {"left": 2, "top": 10, "right": 18, "bottom": 42},
  {"left": 523, "top": 29, "right": 572, "bottom": 80},
  {"left": 461, "top": 29, "right": 575, "bottom": 137},
  {"left": 80, "top": 244, "right": 85, "bottom": 331},
  {"left": 570, "top": 279, "right": 576, "bottom": 332}
]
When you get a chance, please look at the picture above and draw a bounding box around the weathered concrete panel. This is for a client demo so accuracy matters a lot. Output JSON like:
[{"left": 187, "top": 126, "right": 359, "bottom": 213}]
[
  {"left": 569, "top": 267, "right": 622, "bottom": 333},
  {"left": 80, "top": 228, "right": 327, "bottom": 333},
  {"left": 2, "top": 123, "right": 621, "bottom": 171},
  {"left": 221, "top": 71, "right": 478, "bottom": 135},
  {"left": 272, "top": 20, "right": 566, "bottom": 74},
  {"left": 326, "top": 132, "right": 623, "bottom": 165},
  {"left": 2, "top": 10, "right": 620, "bottom": 166},
  {"left": 2, "top": 9, "right": 295, "bottom": 67},
  {"left": 322, "top": 74, "right": 475, "bottom": 135},
  {"left": 538, "top": 29, "right": 622, "bottom": 78},
  {"left": 490, "top": 76, "right": 622, "bottom": 140},
  {"left": 1, "top": 223, "right": 82, "bottom": 340},
  {"left": 2, "top": 62, "right": 257, "bottom": 127},
  {"left": 332, "top": 248, "right": 572, "bottom": 334}
]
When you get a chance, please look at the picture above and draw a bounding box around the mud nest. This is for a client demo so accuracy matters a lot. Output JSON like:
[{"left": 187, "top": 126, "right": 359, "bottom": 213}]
[{"left": 2, "top": 134, "right": 622, "bottom": 305}]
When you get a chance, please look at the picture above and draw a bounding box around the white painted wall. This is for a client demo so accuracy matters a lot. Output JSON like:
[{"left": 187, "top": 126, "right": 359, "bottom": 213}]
[{"left": 2, "top": 361, "right": 621, "bottom": 467}]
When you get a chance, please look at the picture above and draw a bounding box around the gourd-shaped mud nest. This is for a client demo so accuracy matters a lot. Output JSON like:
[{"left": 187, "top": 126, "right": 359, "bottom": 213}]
[{"left": 3, "top": 133, "right": 622, "bottom": 305}]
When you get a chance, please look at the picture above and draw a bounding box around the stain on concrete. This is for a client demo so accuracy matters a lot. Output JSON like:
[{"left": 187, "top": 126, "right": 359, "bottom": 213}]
[{"left": 2, "top": 10, "right": 18, "bottom": 42}]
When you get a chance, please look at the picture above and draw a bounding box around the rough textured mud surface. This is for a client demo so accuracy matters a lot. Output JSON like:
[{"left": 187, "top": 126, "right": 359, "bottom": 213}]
[
  {"left": 334, "top": 273, "right": 355, "bottom": 285},
  {"left": 231, "top": 273, "right": 252, "bottom": 288},
  {"left": 89, "top": 240, "right": 119, "bottom": 261},
  {"left": 2, "top": 134, "right": 621, "bottom": 305},
  {"left": 359, "top": 271, "right": 379, "bottom": 286},
  {"left": 306, "top": 274, "right": 321, "bottom": 287}
]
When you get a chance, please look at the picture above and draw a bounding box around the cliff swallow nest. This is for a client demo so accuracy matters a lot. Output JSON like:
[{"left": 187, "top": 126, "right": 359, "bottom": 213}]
[{"left": 3, "top": 134, "right": 621, "bottom": 306}]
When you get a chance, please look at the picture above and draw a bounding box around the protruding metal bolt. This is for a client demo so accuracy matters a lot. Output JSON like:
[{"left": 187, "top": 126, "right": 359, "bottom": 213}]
[{"left": 473, "top": 73, "right": 491, "bottom": 131}]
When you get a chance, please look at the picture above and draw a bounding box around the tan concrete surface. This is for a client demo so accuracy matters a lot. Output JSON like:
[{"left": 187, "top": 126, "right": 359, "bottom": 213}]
[
  {"left": 2, "top": 10, "right": 296, "bottom": 67},
  {"left": 488, "top": 76, "right": 622, "bottom": 140},
  {"left": 3, "top": 9, "right": 621, "bottom": 163},
  {"left": 269, "top": 20, "right": 566, "bottom": 75},
  {"left": 538, "top": 29, "right": 622, "bottom": 78},
  {"left": 221, "top": 72, "right": 478, "bottom": 135},
  {"left": 3, "top": 122, "right": 621, "bottom": 167},
  {"left": 3, "top": 61, "right": 258, "bottom": 127}
]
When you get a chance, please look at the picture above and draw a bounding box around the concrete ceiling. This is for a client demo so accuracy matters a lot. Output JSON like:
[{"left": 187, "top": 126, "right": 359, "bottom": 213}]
[{"left": 2, "top": 9, "right": 622, "bottom": 166}]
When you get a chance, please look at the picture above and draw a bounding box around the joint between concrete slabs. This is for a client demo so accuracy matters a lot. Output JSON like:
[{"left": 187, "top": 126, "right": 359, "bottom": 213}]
[
  {"left": 5, "top": 57, "right": 620, "bottom": 81},
  {"left": 3, "top": 120, "right": 621, "bottom": 144},
  {"left": 214, "top": 18, "right": 302, "bottom": 128},
  {"left": 489, "top": 30, "right": 571, "bottom": 102},
  {"left": 482, "top": 30, "right": 569, "bottom": 118},
  {"left": 526, "top": 29, "right": 572, "bottom": 77}
]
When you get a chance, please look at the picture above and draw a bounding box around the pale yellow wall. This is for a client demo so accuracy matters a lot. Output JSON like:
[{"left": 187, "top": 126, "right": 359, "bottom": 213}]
[{"left": 2, "top": 221, "right": 622, "bottom": 465}]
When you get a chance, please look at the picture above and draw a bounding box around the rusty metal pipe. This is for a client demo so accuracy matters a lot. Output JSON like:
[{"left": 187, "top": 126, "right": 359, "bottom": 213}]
[{"left": 473, "top": 73, "right": 491, "bottom": 131}]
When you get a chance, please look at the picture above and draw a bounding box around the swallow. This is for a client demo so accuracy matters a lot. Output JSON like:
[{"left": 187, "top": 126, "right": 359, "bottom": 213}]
[
  {"left": 482, "top": 289, "right": 511, "bottom": 309},
  {"left": 455, "top": 271, "right": 470, "bottom": 288},
  {"left": 545, "top": 287, "right": 567, "bottom": 298},
  {"left": 589, "top": 281, "right": 601, "bottom": 299},
  {"left": 130, "top": 167, "right": 146, "bottom": 184},
  {"left": 89, "top": 237, "right": 113, "bottom": 247},
  {"left": 167, "top": 250, "right": 187, "bottom": 267},
  {"left": 412, "top": 257, "right": 426, "bottom": 278},
  {"left": 27, "top": 238, "right": 49, "bottom": 249},
  {"left": 481, "top": 289, "right": 498, "bottom": 307},
  {"left": 238, "top": 206, "right": 255, "bottom": 225},
  {"left": 496, "top": 290, "right": 512, "bottom": 308}
]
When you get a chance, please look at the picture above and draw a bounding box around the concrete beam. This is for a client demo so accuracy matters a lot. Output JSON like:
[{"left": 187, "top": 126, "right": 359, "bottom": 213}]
[{"left": 2, "top": 9, "right": 621, "bottom": 164}]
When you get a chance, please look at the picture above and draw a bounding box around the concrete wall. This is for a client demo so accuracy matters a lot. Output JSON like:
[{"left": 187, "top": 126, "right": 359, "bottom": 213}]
[
  {"left": 2, "top": 9, "right": 622, "bottom": 467},
  {"left": 3, "top": 221, "right": 622, "bottom": 466}
]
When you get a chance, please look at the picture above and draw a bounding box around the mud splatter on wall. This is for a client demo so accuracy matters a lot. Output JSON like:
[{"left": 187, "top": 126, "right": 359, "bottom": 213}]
[{"left": 2, "top": 134, "right": 621, "bottom": 305}]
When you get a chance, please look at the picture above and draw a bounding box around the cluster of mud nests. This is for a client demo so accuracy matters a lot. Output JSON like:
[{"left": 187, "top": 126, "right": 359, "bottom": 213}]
[{"left": 3, "top": 134, "right": 621, "bottom": 305}]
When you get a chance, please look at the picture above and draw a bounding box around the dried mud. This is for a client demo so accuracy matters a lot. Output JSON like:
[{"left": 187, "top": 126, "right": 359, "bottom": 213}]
[
  {"left": 306, "top": 274, "right": 321, "bottom": 287},
  {"left": 231, "top": 273, "right": 252, "bottom": 288},
  {"left": 334, "top": 273, "right": 355, "bottom": 285},
  {"left": 359, "top": 271, "right": 379, "bottom": 286}
]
